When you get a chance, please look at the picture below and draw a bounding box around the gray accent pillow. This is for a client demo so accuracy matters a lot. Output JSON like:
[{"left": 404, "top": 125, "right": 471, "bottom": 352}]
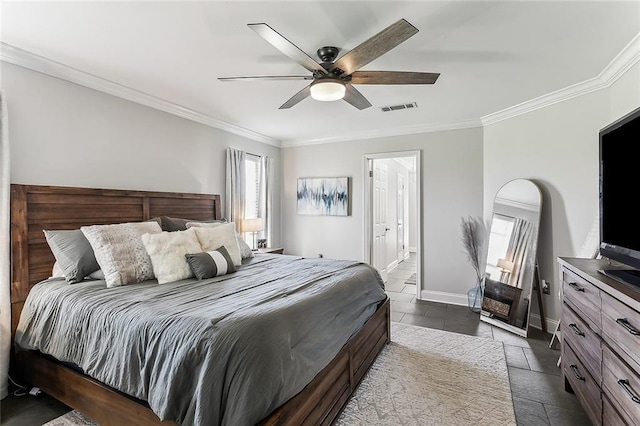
[
  {"left": 185, "top": 246, "right": 236, "bottom": 280},
  {"left": 156, "top": 216, "right": 227, "bottom": 232},
  {"left": 81, "top": 221, "right": 162, "bottom": 287},
  {"left": 43, "top": 229, "right": 100, "bottom": 284}
]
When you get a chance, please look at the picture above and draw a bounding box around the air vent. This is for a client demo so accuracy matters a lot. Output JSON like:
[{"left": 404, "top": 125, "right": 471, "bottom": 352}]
[{"left": 381, "top": 102, "right": 418, "bottom": 112}]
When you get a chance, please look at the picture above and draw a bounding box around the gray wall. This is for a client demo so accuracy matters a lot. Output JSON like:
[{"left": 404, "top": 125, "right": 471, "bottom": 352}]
[
  {"left": 282, "top": 127, "right": 484, "bottom": 305},
  {"left": 5, "top": 54, "right": 638, "bottom": 330},
  {"left": 483, "top": 61, "right": 640, "bottom": 329},
  {"left": 2, "top": 62, "right": 282, "bottom": 246}
]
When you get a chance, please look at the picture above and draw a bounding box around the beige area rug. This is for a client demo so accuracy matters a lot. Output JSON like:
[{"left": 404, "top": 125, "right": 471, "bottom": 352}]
[{"left": 44, "top": 323, "right": 515, "bottom": 426}]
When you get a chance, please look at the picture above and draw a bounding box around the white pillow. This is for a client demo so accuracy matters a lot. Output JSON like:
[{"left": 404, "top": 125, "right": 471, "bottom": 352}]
[
  {"left": 191, "top": 223, "right": 242, "bottom": 266},
  {"left": 141, "top": 228, "right": 202, "bottom": 284},
  {"left": 81, "top": 221, "right": 162, "bottom": 288},
  {"left": 186, "top": 221, "right": 255, "bottom": 260}
]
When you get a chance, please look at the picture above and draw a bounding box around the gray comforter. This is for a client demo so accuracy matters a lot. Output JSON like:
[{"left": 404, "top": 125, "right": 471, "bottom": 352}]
[{"left": 15, "top": 254, "right": 386, "bottom": 426}]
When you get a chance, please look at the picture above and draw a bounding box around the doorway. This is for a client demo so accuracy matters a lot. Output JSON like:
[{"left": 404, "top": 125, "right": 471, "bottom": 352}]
[{"left": 364, "top": 151, "right": 421, "bottom": 299}]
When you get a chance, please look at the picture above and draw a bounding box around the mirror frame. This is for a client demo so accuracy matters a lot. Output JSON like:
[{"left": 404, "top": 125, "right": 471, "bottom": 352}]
[{"left": 480, "top": 179, "right": 542, "bottom": 337}]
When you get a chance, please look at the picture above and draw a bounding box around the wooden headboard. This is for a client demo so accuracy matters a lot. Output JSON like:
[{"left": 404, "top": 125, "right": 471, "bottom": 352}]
[{"left": 10, "top": 184, "right": 222, "bottom": 336}]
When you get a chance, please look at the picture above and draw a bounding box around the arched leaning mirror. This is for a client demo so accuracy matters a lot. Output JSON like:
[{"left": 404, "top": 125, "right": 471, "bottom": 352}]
[{"left": 481, "top": 179, "right": 542, "bottom": 337}]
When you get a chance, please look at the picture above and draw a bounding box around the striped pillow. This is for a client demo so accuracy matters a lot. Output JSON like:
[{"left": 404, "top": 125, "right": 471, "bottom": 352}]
[{"left": 185, "top": 246, "right": 236, "bottom": 280}]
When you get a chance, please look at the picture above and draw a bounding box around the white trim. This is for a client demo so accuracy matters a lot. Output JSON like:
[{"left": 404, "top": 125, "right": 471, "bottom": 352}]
[
  {"left": 480, "top": 315, "right": 528, "bottom": 338},
  {"left": 387, "top": 259, "right": 399, "bottom": 274},
  {"left": 529, "top": 314, "right": 559, "bottom": 335},
  {"left": 420, "top": 290, "right": 468, "bottom": 307},
  {"left": 364, "top": 150, "right": 422, "bottom": 301},
  {"left": 0, "top": 42, "right": 281, "bottom": 147},
  {"left": 482, "top": 32, "right": 640, "bottom": 126},
  {"left": 3, "top": 28, "right": 637, "bottom": 145},
  {"left": 409, "top": 246, "right": 417, "bottom": 253},
  {"left": 282, "top": 120, "right": 482, "bottom": 147}
]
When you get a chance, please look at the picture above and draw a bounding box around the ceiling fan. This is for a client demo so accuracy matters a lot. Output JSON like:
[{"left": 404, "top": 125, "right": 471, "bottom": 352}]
[{"left": 218, "top": 18, "right": 440, "bottom": 110}]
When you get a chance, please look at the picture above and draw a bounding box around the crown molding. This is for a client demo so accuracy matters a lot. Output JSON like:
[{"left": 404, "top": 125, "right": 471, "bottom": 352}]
[
  {"left": 0, "top": 42, "right": 281, "bottom": 147},
  {"left": 3, "top": 28, "right": 638, "bottom": 147},
  {"left": 482, "top": 32, "right": 640, "bottom": 126},
  {"left": 281, "top": 119, "right": 483, "bottom": 148}
]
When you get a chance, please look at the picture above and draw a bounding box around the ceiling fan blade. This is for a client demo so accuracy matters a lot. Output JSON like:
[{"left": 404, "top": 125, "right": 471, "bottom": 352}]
[
  {"left": 248, "top": 23, "right": 328, "bottom": 75},
  {"left": 343, "top": 84, "right": 372, "bottom": 110},
  {"left": 350, "top": 71, "right": 440, "bottom": 85},
  {"left": 218, "top": 76, "right": 313, "bottom": 82},
  {"left": 332, "top": 18, "right": 418, "bottom": 75},
  {"left": 279, "top": 84, "right": 312, "bottom": 109}
]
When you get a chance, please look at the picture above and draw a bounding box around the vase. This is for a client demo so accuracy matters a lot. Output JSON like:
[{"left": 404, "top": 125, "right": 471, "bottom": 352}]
[{"left": 467, "top": 281, "right": 483, "bottom": 313}]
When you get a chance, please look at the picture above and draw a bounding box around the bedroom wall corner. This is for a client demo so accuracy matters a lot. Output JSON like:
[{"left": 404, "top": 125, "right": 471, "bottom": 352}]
[{"left": 1, "top": 61, "right": 282, "bottom": 247}]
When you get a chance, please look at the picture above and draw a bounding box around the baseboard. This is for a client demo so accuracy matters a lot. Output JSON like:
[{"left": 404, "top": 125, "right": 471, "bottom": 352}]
[
  {"left": 387, "top": 259, "right": 399, "bottom": 273},
  {"left": 529, "top": 313, "right": 559, "bottom": 334},
  {"left": 404, "top": 252, "right": 410, "bottom": 260},
  {"left": 419, "top": 290, "right": 468, "bottom": 307},
  {"left": 409, "top": 247, "right": 416, "bottom": 253}
]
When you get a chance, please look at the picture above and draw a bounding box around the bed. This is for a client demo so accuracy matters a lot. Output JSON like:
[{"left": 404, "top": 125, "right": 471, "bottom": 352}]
[{"left": 10, "top": 184, "right": 390, "bottom": 426}]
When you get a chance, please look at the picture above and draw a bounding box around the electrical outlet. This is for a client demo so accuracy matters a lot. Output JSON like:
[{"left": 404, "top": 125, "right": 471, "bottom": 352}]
[{"left": 542, "top": 279, "right": 550, "bottom": 294}]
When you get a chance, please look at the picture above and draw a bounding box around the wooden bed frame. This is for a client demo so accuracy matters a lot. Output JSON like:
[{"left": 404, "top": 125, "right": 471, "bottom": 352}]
[{"left": 10, "top": 184, "right": 391, "bottom": 426}]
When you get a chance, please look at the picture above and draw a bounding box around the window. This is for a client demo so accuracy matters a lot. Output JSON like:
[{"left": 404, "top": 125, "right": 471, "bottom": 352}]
[
  {"left": 486, "top": 214, "right": 515, "bottom": 280},
  {"left": 244, "top": 154, "right": 260, "bottom": 220}
]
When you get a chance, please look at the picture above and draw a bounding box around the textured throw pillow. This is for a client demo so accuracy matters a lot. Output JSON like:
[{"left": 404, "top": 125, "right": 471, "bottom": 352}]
[
  {"left": 185, "top": 246, "right": 236, "bottom": 280},
  {"left": 81, "top": 221, "right": 162, "bottom": 287},
  {"left": 156, "top": 216, "right": 227, "bottom": 232},
  {"left": 186, "top": 221, "right": 255, "bottom": 260},
  {"left": 43, "top": 229, "right": 100, "bottom": 284},
  {"left": 51, "top": 261, "right": 65, "bottom": 279},
  {"left": 51, "top": 262, "right": 105, "bottom": 281},
  {"left": 141, "top": 228, "right": 202, "bottom": 284},
  {"left": 191, "top": 223, "right": 242, "bottom": 266},
  {"left": 236, "top": 235, "right": 255, "bottom": 260}
]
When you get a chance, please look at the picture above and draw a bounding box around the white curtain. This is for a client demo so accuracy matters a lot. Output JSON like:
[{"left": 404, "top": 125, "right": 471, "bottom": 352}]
[
  {"left": 0, "top": 91, "right": 10, "bottom": 399},
  {"left": 505, "top": 218, "right": 535, "bottom": 289},
  {"left": 259, "top": 156, "right": 273, "bottom": 245},
  {"left": 225, "top": 148, "right": 246, "bottom": 231}
]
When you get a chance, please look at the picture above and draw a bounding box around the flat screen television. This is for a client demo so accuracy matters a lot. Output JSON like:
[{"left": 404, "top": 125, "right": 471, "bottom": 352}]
[{"left": 598, "top": 105, "right": 640, "bottom": 287}]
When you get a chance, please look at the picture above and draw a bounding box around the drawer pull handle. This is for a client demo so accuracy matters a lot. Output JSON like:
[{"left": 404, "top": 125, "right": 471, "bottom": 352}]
[
  {"left": 570, "top": 364, "right": 585, "bottom": 381},
  {"left": 569, "top": 323, "right": 585, "bottom": 337},
  {"left": 616, "top": 318, "right": 640, "bottom": 336},
  {"left": 568, "top": 282, "right": 584, "bottom": 292},
  {"left": 618, "top": 379, "right": 640, "bottom": 404}
]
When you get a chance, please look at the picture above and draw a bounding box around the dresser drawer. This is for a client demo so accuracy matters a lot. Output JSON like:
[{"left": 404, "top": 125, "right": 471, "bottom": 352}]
[
  {"left": 602, "top": 291, "right": 640, "bottom": 371},
  {"left": 562, "top": 303, "right": 602, "bottom": 383},
  {"left": 603, "top": 344, "right": 640, "bottom": 425},
  {"left": 603, "top": 394, "right": 630, "bottom": 426},
  {"left": 564, "top": 341, "right": 602, "bottom": 426},
  {"left": 563, "top": 267, "right": 602, "bottom": 333}
]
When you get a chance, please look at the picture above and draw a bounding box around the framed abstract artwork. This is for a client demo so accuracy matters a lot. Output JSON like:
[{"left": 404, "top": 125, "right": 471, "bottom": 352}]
[{"left": 297, "top": 177, "right": 350, "bottom": 216}]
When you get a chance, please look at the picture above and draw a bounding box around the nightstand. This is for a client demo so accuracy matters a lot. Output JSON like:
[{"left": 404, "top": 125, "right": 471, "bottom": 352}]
[{"left": 255, "top": 247, "right": 284, "bottom": 254}]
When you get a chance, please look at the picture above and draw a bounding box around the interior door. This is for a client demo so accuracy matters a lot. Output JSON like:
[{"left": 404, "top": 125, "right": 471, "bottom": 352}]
[
  {"left": 373, "top": 161, "right": 389, "bottom": 282},
  {"left": 397, "top": 173, "right": 405, "bottom": 263}
]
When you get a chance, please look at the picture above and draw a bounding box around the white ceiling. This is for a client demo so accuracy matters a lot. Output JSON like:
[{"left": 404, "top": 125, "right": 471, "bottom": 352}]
[{"left": 1, "top": 1, "right": 639, "bottom": 145}]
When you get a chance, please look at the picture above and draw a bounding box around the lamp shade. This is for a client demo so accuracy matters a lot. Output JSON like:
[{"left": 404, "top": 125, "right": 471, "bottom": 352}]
[
  {"left": 497, "top": 258, "right": 514, "bottom": 272},
  {"left": 310, "top": 80, "right": 346, "bottom": 102},
  {"left": 241, "top": 218, "right": 264, "bottom": 233}
]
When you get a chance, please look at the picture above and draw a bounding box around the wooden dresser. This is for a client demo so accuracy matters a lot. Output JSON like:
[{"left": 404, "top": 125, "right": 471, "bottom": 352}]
[{"left": 558, "top": 257, "right": 640, "bottom": 425}]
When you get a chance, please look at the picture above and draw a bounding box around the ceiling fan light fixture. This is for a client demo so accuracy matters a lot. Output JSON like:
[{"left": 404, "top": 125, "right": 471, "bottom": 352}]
[{"left": 310, "top": 80, "right": 346, "bottom": 102}]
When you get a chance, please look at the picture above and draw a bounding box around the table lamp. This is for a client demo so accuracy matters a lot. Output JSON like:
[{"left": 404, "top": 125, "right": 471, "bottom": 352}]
[{"left": 241, "top": 218, "right": 264, "bottom": 250}]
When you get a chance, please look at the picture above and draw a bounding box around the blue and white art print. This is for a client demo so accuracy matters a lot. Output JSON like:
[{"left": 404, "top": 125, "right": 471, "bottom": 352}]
[{"left": 297, "top": 177, "right": 350, "bottom": 216}]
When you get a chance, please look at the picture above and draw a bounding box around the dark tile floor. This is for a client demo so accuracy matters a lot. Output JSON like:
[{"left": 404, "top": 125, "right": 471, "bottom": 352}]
[
  {"left": 387, "top": 253, "right": 591, "bottom": 426},
  {"left": 1, "top": 253, "right": 590, "bottom": 425}
]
